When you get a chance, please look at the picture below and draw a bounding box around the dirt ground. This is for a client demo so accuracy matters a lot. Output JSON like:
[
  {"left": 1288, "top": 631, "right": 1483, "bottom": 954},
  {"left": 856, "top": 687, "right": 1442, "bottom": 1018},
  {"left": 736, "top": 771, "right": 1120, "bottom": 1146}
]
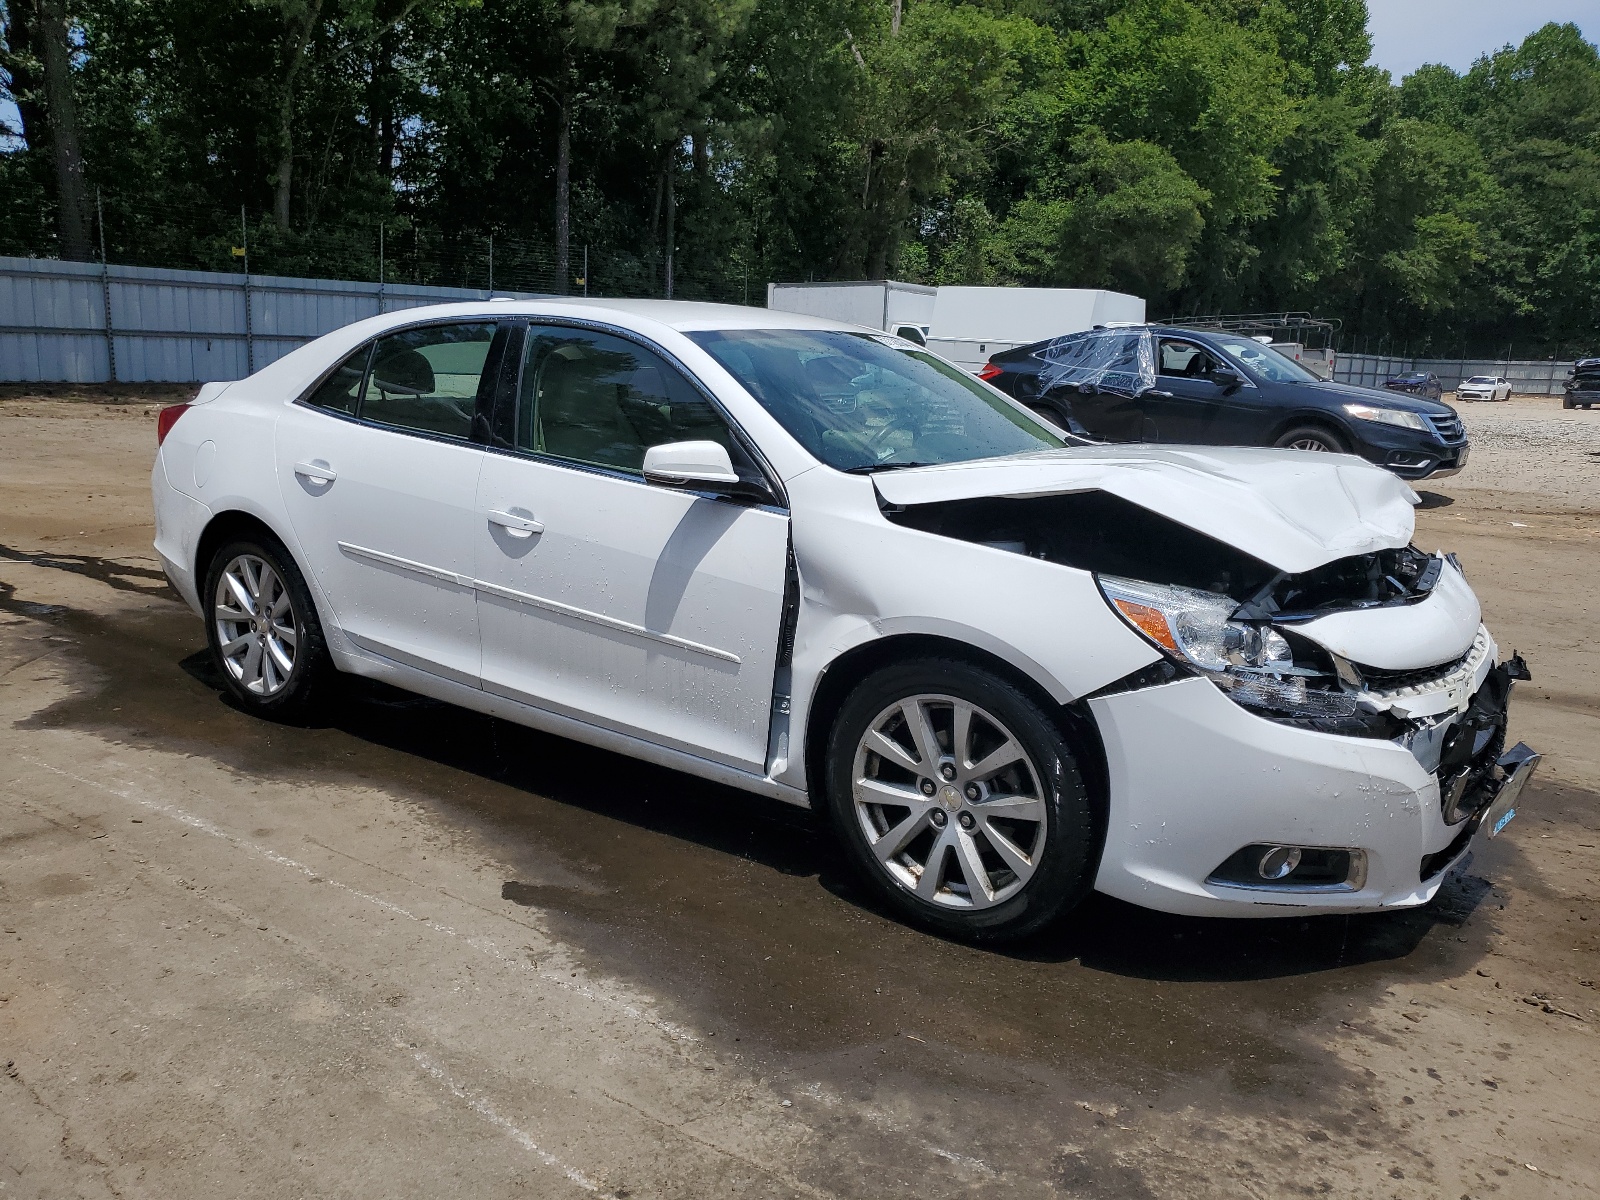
[{"left": 2, "top": 385, "right": 1597, "bottom": 1199}]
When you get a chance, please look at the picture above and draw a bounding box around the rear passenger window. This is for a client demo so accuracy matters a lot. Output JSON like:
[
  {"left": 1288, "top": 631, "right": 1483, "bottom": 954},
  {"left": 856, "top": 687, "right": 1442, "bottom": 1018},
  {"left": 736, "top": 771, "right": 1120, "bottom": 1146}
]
[
  {"left": 305, "top": 345, "right": 371, "bottom": 414},
  {"left": 360, "top": 323, "right": 498, "bottom": 440}
]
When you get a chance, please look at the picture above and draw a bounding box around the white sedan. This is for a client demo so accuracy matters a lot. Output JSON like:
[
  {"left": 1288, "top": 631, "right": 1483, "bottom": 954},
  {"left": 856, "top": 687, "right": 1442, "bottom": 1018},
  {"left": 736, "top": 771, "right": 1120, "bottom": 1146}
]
[
  {"left": 151, "top": 300, "right": 1539, "bottom": 940},
  {"left": 1455, "top": 375, "right": 1512, "bottom": 402}
]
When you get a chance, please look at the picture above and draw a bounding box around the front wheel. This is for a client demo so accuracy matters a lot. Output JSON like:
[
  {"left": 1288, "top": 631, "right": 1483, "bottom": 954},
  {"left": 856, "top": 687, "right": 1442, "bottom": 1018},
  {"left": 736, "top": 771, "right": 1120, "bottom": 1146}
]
[
  {"left": 1274, "top": 424, "right": 1349, "bottom": 454},
  {"left": 203, "top": 535, "right": 334, "bottom": 721},
  {"left": 825, "top": 658, "right": 1098, "bottom": 942}
]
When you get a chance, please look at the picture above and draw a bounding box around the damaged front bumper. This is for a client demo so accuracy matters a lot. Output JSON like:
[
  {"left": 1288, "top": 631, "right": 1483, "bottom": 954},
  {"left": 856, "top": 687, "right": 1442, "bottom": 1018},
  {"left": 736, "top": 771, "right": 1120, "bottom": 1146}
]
[{"left": 1086, "top": 650, "right": 1537, "bottom": 918}]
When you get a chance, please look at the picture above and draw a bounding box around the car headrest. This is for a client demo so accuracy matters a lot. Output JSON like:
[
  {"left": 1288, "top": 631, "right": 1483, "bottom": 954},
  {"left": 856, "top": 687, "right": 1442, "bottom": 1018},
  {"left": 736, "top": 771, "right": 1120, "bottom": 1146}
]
[{"left": 372, "top": 347, "right": 435, "bottom": 395}]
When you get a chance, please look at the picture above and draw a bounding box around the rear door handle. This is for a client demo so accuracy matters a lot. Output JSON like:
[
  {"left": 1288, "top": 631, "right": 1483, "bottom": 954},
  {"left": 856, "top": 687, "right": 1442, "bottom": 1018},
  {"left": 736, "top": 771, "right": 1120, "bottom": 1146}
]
[
  {"left": 487, "top": 509, "right": 544, "bottom": 538},
  {"left": 293, "top": 460, "right": 337, "bottom": 483}
]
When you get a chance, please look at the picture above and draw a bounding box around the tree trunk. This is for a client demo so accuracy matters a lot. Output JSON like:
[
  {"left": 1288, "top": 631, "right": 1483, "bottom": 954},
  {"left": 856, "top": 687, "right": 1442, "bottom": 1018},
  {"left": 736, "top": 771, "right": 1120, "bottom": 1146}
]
[
  {"left": 891, "top": 0, "right": 902, "bottom": 36},
  {"left": 555, "top": 95, "right": 571, "bottom": 295},
  {"left": 664, "top": 153, "right": 675, "bottom": 299},
  {"left": 35, "top": 0, "right": 92, "bottom": 260},
  {"left": 272, "top": 0, "right": 324, "bottom": 230},
  {"left": 648, "top": 149, "right": 665, "bottom": 254},
  {"left": 373, "top": 29, "right": 397, "bottom": 178}
]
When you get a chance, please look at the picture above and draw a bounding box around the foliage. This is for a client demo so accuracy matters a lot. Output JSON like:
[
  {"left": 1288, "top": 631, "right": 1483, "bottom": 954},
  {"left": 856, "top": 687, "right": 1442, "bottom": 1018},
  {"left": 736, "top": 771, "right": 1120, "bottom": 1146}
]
[{"left": 1, "top": 0, "right": 1597, "bottom": 353}]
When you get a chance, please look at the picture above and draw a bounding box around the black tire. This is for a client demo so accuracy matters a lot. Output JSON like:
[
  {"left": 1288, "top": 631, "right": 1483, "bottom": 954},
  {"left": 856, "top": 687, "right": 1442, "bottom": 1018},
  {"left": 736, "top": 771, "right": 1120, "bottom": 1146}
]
[
  {"left": 202, "top": 534, "right": 334, "bottom": 721},
  {"left": 1274, "top": 424, "right": 1349, "bottom": 454},
  {"left": 1564, "top": 397, "right": 1574, "bottom": 409},
  {"left": 824, "top": 657, "right": 1098, "bottom": 942}
]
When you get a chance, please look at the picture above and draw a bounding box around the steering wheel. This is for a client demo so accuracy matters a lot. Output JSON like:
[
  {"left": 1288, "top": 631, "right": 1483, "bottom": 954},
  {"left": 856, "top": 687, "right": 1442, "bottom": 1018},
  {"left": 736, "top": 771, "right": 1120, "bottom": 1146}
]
[{"left": 861, "top": 407, "right": 922, "bottom": 459}]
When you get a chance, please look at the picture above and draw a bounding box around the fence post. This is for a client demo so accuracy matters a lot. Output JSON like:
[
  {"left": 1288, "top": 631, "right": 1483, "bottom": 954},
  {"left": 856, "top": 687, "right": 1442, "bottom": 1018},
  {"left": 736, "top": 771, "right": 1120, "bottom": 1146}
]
[
  {"left": 378, "top": 223, "right": 385, "bottom": 315},
  {"left": 96, "top": 190, "right": 117, "bottom": 384},
  {"left": 240, "top": 207, "right": 255, "bottom": 376},
  {"left": 583, "top": 244, "right": 588, "bottom": 297},
  {"left": 487, "top": 233, "right": 494, "bottom": 297}
]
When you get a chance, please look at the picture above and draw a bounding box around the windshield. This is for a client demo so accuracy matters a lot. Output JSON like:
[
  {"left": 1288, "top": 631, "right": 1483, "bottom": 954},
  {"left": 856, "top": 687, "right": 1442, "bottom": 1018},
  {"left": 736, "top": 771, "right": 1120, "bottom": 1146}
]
[
  {"left": 688, "top": 329, "right": 1064, "bottom": 472},
  {"left": 1465, "top": 376, "right": 1495, "bottom": 384},
  {"left": 1213, "top": 338, "right": 1321, "bottom": 383}
]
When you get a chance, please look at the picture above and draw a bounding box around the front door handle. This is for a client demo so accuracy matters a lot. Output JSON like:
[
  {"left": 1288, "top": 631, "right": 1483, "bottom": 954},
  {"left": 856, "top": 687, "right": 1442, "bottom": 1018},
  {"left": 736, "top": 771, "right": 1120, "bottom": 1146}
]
[
  {"left": 293, "top": 460, "right": 338, "bottom": 484},
  {"left": 487, "top": 509, "right": 544, "bottom": 538}
]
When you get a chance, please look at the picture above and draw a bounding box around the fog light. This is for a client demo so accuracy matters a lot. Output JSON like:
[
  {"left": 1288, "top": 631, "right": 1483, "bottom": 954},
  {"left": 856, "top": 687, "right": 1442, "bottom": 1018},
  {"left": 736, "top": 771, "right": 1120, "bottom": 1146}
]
[
  {"left": 1209, "top": 845, "right": 1366, "bottom": 891},
  {"left": 1257, "top": 845, "right": 1302, "bottom": 880}
]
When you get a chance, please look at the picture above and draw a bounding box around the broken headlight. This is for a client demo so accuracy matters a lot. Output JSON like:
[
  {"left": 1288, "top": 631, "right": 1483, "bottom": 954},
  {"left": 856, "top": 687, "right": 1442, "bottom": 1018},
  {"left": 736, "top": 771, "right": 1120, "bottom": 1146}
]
[{"left": 1098, "top": 575, "right": 1358, "bottom": 720}]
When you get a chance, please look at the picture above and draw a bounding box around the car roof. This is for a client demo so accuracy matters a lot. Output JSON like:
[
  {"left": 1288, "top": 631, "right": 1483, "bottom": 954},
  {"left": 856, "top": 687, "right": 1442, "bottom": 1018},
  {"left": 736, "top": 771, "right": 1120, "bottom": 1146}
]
[{"left": 356, "top": 297, "right": 871, "bottom": 336}]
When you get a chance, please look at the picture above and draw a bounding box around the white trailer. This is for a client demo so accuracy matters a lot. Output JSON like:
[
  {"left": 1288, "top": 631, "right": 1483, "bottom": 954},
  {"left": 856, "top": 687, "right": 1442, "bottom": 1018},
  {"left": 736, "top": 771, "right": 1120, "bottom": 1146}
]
[
  {"left": 764, "top": 281, "right": 936, "bottom": 341},
  {"left": 766, "top": 281, "right": 1146, "bottom": 372}
]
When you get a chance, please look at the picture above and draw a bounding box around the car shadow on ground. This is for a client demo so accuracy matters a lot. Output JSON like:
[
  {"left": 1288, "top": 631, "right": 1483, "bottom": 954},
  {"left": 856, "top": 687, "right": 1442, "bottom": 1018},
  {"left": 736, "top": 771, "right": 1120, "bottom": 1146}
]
[
  {"left": 173, "top": 649, "right": 1494, "bottom": 986},
  {"left": 0, "top": 523, "right": 1488, "bottom": 995}
]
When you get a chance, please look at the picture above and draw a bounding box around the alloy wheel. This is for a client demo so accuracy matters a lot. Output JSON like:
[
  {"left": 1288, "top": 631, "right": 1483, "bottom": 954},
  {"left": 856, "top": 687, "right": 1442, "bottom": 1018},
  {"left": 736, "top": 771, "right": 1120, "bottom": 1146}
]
[
  {"left": 213, "top": 553, "right": 298, "bottom": 696},
  {"left": 1286, "top": 436, "right": 1331, "bottom": 451},
  {"left": 851, "top": 694, "right": 1047, "bottom": 909}
]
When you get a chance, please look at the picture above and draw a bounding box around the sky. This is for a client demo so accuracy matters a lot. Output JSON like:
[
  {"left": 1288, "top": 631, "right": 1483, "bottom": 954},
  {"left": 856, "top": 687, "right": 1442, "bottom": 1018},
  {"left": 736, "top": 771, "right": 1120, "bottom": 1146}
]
[
  {"left": 2, "top": 2, "right": 1596, "bottom": 150},
  {"left": 1367, "top": 0, "right": 1594, "bottom": 78}
]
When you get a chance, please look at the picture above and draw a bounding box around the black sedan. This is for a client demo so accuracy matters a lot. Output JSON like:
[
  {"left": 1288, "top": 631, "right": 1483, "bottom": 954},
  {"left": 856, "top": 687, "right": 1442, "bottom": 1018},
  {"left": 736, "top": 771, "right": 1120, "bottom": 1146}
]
[
  {"left": 979, "top": 326, "right": 1469, "bottom": 481},
  {"left": 1384, "top": 371, "right": 1444, "bottom": 400}
]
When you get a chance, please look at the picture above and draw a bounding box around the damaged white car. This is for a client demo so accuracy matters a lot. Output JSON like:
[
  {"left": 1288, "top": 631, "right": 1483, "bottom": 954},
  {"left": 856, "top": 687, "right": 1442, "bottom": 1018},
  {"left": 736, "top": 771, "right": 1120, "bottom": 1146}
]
[{"left": 150, "top": 301, "right": 1540, "bottom": 941}]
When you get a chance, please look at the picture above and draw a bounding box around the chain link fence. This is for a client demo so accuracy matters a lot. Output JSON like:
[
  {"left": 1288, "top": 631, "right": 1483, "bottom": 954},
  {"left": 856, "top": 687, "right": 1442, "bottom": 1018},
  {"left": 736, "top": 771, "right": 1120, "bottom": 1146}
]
[{"left": 1, "top": 193, "right": 763, "bottom": 382}]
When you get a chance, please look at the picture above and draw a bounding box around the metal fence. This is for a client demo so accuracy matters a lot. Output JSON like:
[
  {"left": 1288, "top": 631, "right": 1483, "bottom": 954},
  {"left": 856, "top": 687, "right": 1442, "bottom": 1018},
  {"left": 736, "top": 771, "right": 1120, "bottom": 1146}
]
[
  {"left": 1334, "top": 352, "right": 1576, "bottom": 396},
  {"left": 0, "top": 256, "right": 540, "bottom": 384}
]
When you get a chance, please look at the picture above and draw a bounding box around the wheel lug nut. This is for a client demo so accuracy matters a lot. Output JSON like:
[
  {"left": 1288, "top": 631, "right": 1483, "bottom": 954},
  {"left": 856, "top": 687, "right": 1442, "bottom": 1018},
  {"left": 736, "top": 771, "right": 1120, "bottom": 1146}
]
[
  {"left": 939, "top": 763, "right": 956, "bottom": 781},
  {"left": 958, "top": 811, "right": 976, "bottom": 830},
  {"left": 920, "top": 778, "right": 937, "bottom": 796},
  {"left": 964, "top": 784, "right": 980, "bottom": 801},
  {"left": 930, "top": 809, "right": 948, "bottom": 828}
]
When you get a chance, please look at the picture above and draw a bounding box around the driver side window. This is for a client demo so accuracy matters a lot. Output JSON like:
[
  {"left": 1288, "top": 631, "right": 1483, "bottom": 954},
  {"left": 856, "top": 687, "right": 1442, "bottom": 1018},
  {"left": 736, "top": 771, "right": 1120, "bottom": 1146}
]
[{"left": 515, "top": 326, "right": 740, "bottom": 474}]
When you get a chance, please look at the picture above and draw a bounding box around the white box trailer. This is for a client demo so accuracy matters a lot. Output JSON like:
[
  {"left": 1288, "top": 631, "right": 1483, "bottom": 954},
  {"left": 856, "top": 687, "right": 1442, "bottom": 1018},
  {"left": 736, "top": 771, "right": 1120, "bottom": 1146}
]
[
  {"left": 765, "top": 281, "right": 936, "bottom": 338},
  {"left": 766, "top": 280, "right": 1145, "bottom": 372},
  {"left": 1267, "top": 341, "right": 1336, "bottom": 381},
  {"left": 925, "top": 286, "right": 1145, "bottom": 371}
]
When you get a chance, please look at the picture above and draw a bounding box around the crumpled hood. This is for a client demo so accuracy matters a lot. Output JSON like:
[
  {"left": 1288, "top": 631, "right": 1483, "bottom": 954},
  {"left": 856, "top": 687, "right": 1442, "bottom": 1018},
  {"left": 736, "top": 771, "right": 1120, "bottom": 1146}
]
[
  {"left": 871, "top": 446, "right": 1419, "bottom": 574},
  {"left": 1289, "top": 558, "right": 1483, "bottom": 671}
]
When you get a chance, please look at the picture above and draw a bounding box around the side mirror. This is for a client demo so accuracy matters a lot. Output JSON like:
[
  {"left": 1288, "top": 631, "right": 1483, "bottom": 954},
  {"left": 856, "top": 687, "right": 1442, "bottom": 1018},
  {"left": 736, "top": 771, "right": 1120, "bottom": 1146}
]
[
  {"left": 643, "top": 440, "right": 773, "bottom": 503},
  {"left": 1208, "top": 368, "right": 1242, "bottom": 391}
]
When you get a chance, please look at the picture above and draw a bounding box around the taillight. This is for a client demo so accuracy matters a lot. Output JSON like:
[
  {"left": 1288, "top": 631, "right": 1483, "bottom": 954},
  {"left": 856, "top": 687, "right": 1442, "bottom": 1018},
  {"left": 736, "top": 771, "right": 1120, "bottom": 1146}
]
[
  {"left": 156, "top": 403, "right": 191, "bottom": 447},
  {"left": 978, "top": 362, "right": 1003, "bottom": 382}
]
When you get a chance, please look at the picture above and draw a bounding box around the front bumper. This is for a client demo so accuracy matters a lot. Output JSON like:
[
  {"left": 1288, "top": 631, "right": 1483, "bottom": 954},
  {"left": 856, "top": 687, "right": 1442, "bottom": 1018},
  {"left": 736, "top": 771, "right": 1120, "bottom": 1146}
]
[
  {"left": 1344, "top": 420, "right": 1467, "bottom": 481},
  {"left": 1087, "top": 667, "right": 1523, "bottom": 918}
]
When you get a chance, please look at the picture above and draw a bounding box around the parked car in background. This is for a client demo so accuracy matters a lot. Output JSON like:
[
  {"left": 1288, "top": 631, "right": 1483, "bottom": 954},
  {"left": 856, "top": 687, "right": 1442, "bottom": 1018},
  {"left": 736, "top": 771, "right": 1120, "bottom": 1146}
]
[
  {"left": 1384, "top": 372, "right": 1444, "bottom": 400},
  {"left": 980, "top": 325, "right": 1470, "bottom": 481},
  {"left": 1455, "top": 375, "right": 1512, "bottom": 402},
  {"left": 150, "top": 299, "right": 1535, "bottom": 942},
  {"left": 1564, "top": 359, "right": 1600, "bottom": 409}
]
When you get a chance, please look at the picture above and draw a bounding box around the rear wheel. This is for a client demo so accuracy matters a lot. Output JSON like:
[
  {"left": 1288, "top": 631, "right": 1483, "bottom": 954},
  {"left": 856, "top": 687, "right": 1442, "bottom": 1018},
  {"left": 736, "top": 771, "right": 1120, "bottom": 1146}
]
[
  {"left": 1026, "top": 402, "right": 1068, "bottom": 432},
  {"left": 825, "top": 658, "right": 1098, "bottom": 942},
  {"left": 1274, "top": 424, "right": 1349, "bottom": 454},
  {"left": 203, "top": 535, "right": 334, "bottom": 721}
]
